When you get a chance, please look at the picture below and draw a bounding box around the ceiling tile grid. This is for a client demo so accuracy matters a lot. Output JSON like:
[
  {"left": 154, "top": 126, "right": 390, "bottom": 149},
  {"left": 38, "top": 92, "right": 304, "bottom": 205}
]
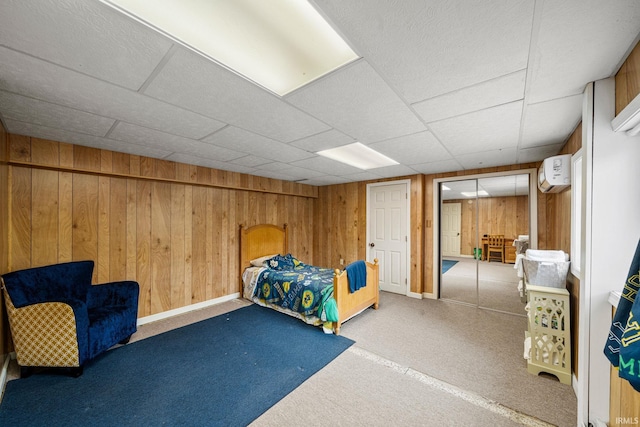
[
  {"left": 142, "top": 47, "right": 331, "bottom": 143},
  {"left": 0, "top": 0, "right": 173, "bottom": 90},
  {"left": 0, "top": 0, "right": 639, "bottom": 186}
]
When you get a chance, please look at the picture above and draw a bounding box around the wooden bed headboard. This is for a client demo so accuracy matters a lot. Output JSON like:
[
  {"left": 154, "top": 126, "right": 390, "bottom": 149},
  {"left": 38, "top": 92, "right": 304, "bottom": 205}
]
[{"left": 239, "top": 223, "right": 288, "bottom": 283}]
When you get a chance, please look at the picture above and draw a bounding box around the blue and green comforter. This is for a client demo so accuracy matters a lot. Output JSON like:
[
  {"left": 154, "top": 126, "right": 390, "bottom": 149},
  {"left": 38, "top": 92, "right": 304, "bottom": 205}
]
[{"left": 253, "top": 254, "right": 338, "bottom": 322}]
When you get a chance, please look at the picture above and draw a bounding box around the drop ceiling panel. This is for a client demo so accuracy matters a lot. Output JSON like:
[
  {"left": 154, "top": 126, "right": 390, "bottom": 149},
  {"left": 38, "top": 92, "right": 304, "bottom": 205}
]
[
  {"left": 342, "top": 171, "right": 385, "bottom": 182},
  {"left": 0, "top": 0, "right": 172, "bottom": 90},
  {"left": 368, "top": 164, "right": 418, "bottom": 178},
  {"left": 290, "top": 156, "right": 363, "bottom": 176},
  {"left": 287, "top": 60, "right": 426, "bottom": 143},
  {"left": 143, "top": 48, "right": 329, "bottom": 143},
  {"left": 4, "top": 119, "right": 172, "bottom": 159},
  {"left": 455, "top": 148, "right": 517, "bottom": 170},
  {"left": 521, "top": 95, "right": 583, "bottom": 148},
  {"left": 0, "top": 47, "right": 225, "bottom": 140},
  {"left": 527, "top": 0, "right": 640, "bottom": 103},
  {"left": 410, "top": 159, "right": 464, "bottom": 175},
  {"left": 164, "top": 153, "right": 256, "bottom": 175},
  {"left": 202, "top": 126, "right": 314, "bottom": 163},
  {"left": 0, "top": 91, "right": 114, "bottom": 137},
  {"left": 518, "top": 143, "right": 565, "bottom": 164},
  {"left": 429, "top": 101, "right": 523, "bottom": 155},
  {"left": 109, "top": 122, "right": 245, "bottom": 161},
  {"left": 412, "top": 71, "right": 526, "bottom": 123},
  {"left": 368, "top": 131, "right": 451, "bottom": 165},
  {"left": 289, "top": 129, "right": 354, "bottom": 152},
  {"left": 260, "top": 164, "right": 326, "bottom": 180},
  {"left": 315, "top": 0, "right": 533, "bottom": 103},
  {"left": 230, "top": 155, "right": 273, "bottom": 168}
]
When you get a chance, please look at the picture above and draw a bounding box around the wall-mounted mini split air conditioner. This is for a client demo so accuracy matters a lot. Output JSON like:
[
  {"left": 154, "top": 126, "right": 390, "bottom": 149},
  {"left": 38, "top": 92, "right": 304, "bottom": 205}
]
[{"left": 538, "top": 154, "right": 571, "bottom": 193}]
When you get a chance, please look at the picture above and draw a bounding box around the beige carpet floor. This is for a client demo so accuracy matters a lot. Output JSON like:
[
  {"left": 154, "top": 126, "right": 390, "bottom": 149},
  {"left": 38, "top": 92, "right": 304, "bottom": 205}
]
[{"left": 4, "top": 293, "right": 577, "bottom": 426}]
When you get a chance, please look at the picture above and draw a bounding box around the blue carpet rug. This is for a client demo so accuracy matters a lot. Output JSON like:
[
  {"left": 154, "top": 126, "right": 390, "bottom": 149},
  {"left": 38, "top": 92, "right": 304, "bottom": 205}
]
[
  {"left": 442, "top": 260, "right": 458, "bottom": 274},
  {"left": 0, "top": 304, "right": 354, "bottom": 427}
]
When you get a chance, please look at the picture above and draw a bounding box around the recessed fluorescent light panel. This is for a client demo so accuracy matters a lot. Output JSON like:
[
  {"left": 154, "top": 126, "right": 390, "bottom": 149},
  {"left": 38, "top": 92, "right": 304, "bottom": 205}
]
[
  {"left": 100, "top": 0, "right": 359, "bottom": 96},
  {"left": 317, "top": 142, "right": 399, "bottom": 170},
  {"left": 461, "top": 190, "right": 489, "bottom": 198}
]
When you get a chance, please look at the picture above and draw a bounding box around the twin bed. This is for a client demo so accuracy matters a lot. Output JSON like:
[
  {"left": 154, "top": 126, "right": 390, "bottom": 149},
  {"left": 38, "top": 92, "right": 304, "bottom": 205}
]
[{"left": 239, "top": 223, "right": 379, "bottom": 334}]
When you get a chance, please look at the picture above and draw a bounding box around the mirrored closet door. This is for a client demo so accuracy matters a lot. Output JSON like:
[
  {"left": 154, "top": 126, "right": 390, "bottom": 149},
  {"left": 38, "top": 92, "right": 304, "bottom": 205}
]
[{"left": 439, "top": 174, "right": 530, "bottom": 316}]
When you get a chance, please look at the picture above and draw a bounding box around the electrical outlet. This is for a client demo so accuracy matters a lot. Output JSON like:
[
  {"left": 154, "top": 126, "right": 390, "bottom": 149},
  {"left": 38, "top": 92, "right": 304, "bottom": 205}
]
[{"left": 339, "top": 258, "right": 344, "bottom": 265}]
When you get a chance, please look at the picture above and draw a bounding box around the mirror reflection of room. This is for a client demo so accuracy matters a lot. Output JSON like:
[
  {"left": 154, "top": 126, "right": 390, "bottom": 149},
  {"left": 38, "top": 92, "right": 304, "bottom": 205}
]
[{"left": 440, "top": 174, "right": 530, "bottom": 315}]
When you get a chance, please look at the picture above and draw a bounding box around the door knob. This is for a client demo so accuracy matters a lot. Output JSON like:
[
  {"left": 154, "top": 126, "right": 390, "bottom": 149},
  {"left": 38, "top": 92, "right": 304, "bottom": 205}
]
[{"left": 369, "top": 242, "right": 375, "bottom": 247}]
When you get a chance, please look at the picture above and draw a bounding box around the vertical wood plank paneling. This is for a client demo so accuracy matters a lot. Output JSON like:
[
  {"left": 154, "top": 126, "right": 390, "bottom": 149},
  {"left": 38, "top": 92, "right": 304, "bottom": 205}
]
[
  {"left": 30, "top": 138, "right": 59, "bottom": 166},
  {"left": 9, "top": 134, "right": 31, "bottom": 162},
  {"left": 73, "top": 145, "right": 100, "bottom": 171},
  {"left": 59, "top": 143, "right": 73, "bottom": 168},
  {"left": 227, "top": 190, "right": 238, "bottom": 294},
  {"left": 150, "top": 182, "right": 171, "bottom": 314},
  {"left": 72, "top": 174, "right": 99, "bottom": 281},
  {"left": 97, "top": 176, "right": 110, "bottom": 283},
  {"left": 616, "top": 62, "right": 629, "bottom": 116},
  {"left": 58, "top": 172, "right": 73, "bottom": 262},
  {"left": 5, "top": 136, "right": 319, "bottom": 318},
  {"left": 170, "top": 183, "right": 186, "bottom": 309},
  {"left": 31, "top": 169, "right": 59, "bottom": 266},
  {"left": 205, "top": 187, "right": 214, "bottom": 300},
  {"left": 136, "top": 181, "right": 152, "bottom": 316},
  {"left": 184, "top": 185, "right": 193, "bottom": 305},
  {"left": 191, "top": 186, "right": 207, "bottom": 304},
  {"left": 211, "top": 188, "right": 223, "bottom": 299},
  {"left": 126, "top": 179, "right": 137, "bottom": 280},
  {"left": 109, "top": 177, "right": 127, "bottom": 281},
  {"left": 219, "top": 189, "right": 231, "bottom": 295}
]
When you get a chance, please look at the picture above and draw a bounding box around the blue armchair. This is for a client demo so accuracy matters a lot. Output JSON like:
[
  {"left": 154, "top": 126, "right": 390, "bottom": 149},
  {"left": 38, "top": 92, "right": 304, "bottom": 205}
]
[{"left": 1, "top": 260, "right": 139, "bottom": 377}]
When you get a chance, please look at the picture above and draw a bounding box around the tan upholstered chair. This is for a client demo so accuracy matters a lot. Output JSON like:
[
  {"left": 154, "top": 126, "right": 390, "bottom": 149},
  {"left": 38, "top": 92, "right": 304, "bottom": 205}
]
[{"left": 487, "top": 235, "right": 505, "bottom": 263}]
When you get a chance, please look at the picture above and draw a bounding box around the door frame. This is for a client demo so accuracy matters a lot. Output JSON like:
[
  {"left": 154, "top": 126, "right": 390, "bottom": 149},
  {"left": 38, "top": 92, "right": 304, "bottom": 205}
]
[
  {"left": 366, "top": 179, "right": 411, "bottom": 297},
  {"left": 430, "top": 169, "right": 538, "bottom": 299}
]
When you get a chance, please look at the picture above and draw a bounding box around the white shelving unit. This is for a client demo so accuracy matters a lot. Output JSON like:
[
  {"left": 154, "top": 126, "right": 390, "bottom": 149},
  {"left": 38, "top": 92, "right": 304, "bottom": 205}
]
[{"left": 526, "top": 284, "right": 571, "bottom": 385}]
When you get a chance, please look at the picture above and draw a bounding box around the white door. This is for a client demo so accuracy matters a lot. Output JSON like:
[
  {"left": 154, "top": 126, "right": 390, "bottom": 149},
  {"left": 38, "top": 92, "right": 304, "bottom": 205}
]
[
  {"left": 368, "top": 183, "right": 408, "bottom": 294},
  {"left": 441, "top": 203, "right": 461, "bottom": 257}
]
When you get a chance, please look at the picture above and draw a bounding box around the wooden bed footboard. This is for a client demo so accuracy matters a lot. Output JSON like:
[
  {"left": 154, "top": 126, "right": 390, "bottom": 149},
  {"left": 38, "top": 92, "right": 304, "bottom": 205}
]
[{"left": 333, "top": 259, "right": 379, "bottom": 335}]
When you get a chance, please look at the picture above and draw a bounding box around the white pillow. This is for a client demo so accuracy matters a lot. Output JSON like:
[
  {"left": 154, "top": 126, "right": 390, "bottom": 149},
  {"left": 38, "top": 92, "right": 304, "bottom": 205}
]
[{"left": 249, "top": 254, "right": 278, "bottom": 267}]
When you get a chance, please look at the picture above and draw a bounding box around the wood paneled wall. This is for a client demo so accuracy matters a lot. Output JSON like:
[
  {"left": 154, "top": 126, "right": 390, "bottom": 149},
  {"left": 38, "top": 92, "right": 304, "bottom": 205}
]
[
  {"left": 444, "top": 196, "right": 529, "bottom": 256},
  {"left": 610, "top": 40, "right": 640, "bottom": 426},
  {"left": 4, "top": 135, "right": 316, "bottom": 318},
  {"left": 615, "top": 41, "right": 640, "bottom": 116}
]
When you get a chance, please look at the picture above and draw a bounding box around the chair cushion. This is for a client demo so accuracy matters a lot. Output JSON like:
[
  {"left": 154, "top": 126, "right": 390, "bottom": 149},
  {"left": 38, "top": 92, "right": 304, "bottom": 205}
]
[
  {"left": 88, "top": 306, "right": 137, "bottom": 359},
  {"left": 2, "top": 261, "right": 94, "bottom": 308}
]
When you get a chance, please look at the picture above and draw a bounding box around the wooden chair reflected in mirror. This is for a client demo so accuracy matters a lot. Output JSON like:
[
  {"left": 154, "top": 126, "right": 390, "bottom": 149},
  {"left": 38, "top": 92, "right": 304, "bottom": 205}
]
[{"left": 487, "top": 235, "right": 505, "bottom": 263}]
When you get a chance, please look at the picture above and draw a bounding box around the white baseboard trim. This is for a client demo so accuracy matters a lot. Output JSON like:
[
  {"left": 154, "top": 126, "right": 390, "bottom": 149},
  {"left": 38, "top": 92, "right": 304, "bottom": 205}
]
[
  {"left": 422, "top": 292, "right": 437, "bottom": 300},
  {"left": 572, "top": 373, "right": 578, "bottom": 397},
  {"left": 407, "top": 291, "right": 422, "bottom": 299},
  {"left": 137, "top": 292, "right": 241, "bottom": 326}
]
